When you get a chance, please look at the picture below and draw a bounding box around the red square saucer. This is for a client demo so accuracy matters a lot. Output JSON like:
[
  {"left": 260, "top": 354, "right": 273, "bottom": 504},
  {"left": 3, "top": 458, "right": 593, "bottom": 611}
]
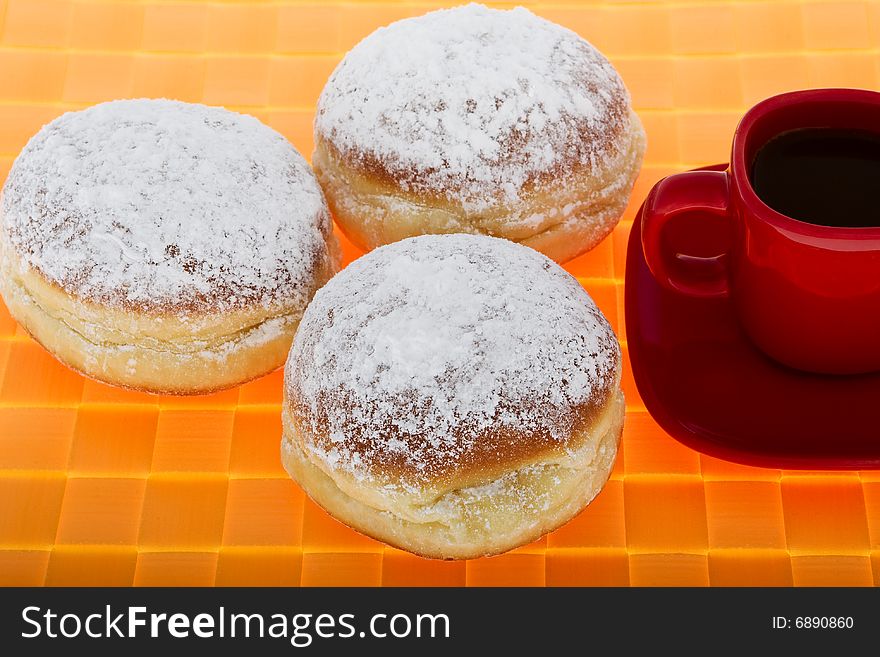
[{"left": 625, "top": 164, "right": 880, "bottom": 469}]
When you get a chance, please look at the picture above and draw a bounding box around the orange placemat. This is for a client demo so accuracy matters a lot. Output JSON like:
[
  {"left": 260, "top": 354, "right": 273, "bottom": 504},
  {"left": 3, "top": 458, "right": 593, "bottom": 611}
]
[{"left": 1, "top": 0, "right": 879, "bottom": 587}]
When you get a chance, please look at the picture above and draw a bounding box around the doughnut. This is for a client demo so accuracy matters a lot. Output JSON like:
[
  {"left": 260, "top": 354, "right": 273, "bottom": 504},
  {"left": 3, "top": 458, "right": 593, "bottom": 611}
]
[
  {"left": 282, "top": 234, "right": 624, "bottom": 559},
  {"left": 313, "top": 3, "right": 646, "bottom": 264},
  {"left": 0, "top": 99, "right": 339, "bottom": 394}
]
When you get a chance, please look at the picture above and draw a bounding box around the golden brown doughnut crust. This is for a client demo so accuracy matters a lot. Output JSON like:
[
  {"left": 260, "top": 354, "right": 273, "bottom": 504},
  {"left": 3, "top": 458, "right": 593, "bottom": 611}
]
[
  {"left": 282, "top": 390, "right": 624, "bottom": 560},
  {"left": 0, "top": 240, "right": 337, "bottom": 394},
  {"left": 285, "top": 350, "right": 619, "bottom": 496},
  {"left": 313, "top": 113, "right": 645, "bottom": 263}
]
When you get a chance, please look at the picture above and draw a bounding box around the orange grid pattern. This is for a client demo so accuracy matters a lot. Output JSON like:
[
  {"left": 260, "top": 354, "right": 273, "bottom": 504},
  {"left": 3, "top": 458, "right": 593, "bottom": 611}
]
[{"left": 1, "top": 0, "right": 879, "bottom": 587}]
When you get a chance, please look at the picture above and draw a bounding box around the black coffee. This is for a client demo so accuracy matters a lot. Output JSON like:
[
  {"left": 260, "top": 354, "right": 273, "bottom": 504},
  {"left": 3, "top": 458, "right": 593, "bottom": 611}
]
[{"left": 750, "top": 127, "right": 880, "bottom": 228}]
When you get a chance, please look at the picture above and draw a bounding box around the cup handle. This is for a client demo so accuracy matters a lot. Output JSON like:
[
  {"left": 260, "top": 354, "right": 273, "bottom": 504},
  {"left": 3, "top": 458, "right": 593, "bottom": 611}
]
[{"left": 641, "top": 170, "right": 732, "bottom": 299}]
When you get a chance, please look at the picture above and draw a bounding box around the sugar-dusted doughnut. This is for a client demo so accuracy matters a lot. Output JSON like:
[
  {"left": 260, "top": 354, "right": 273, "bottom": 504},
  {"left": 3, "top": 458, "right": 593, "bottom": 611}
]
[
  {"left": 313, "top": 3, "right": 645, "bottom": 263},
  {"left": 282, "top": 234, "right": 623, "bottom": 559},
  {"left": 0, "top": 99, "right": 339, "bottom": 394}
]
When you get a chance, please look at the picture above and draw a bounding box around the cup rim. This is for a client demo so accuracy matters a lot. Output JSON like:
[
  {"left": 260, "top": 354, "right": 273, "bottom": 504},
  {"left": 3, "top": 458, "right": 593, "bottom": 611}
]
[{"left": 731, "top": 87, "right": 880, "bottom": 241}]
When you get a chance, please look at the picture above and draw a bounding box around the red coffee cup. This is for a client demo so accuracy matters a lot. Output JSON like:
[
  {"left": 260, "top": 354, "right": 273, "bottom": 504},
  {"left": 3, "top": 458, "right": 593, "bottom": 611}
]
[{"left": 641, "top": 88, "right": 880, "bottom": 375}]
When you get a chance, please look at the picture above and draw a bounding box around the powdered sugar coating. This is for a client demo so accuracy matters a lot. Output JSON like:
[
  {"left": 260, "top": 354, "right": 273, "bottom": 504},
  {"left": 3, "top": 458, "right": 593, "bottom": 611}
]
[
  {"left": 315, "top": 3, "right": 630, "bottom": 213},
  {"left": 284, "top": 234, "right": 620, "bottom": 487},
  {"left": 1, "top": 99, "right": 334, "bottom": 313}
]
